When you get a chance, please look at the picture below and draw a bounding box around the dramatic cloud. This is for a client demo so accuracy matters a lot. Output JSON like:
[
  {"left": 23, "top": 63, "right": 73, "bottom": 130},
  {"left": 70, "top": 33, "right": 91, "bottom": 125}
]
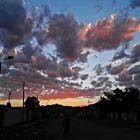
[
  {"left": 0, "top": 70, "right": 96, "bottom": 100},
  {"left": 0, "top": 67, "right": 83, "bottom": 100},
  {"left": 84, "top": 14, "right": 140, "bottom": 51},
  {"left": 0, "top": 0, "right": 33, "bottom": 49},
  {"left": 93, "top": 64, "right": 104, "bottom": 75},
  {"left": 106, "top": 43, "right": 140, "bottom": 89},
  {"left": 130, "top": 0, "right": 140, "bottom": 9},
  {"left": 94, "top": 77, "right": 109, "bottom": 88},
  {"left": 133, "top": 74, "right": 140, "bottom": 88},
  {"left": 78, "top": 51, "right": 90, "bottom": 63},
  {"left": 1, "top": 1, "right": 140, "bottom": 103},
  {"left": 59, "top": 59, "right": 69, "bottom": 67},
  {"left": 91, "top": 80, "right": 96, "bottom": 86},
  {"left": 22, "top": 45, "right": 36, "bottom": 59},
  {"left": 116, "top": 69, "right": 133, "bottom": 87},
  {"left": 47, "top": 65, "right": 80, "bottom": 79},
  {"left": 80, "top": 74, "right": 89, "bottom": 80},
  {"left": 39, "top": 88, "right": 96, "bottom": 100},
  {"left": 6, "top": 54, "right": 31, "bottom": 65},
  {"left": 31, "top": 4, "right": 50, "bottom": 29},
  {"left": 48, "top": 13, "right": 82, "bottom": 60},
  {"left": 129, "top": 44, "right": 140, "bottom": 63},
  {"left": 32, "top": 5, "right": 50, "bottom": 46},
  {"left": 106, "top": 60, "right": 129, "bottom": 75},
  {"left": 104, "top": 80, "right": 112, "bottom": 88},
  {"left": 128, "top": 64, "right": 140, "bottom": 75},
  {"left": 32, "top": 55, "right": 50, "bottom": 70},
  {"left": 112, "top": 47, "right": 129, "bottom": 61}
]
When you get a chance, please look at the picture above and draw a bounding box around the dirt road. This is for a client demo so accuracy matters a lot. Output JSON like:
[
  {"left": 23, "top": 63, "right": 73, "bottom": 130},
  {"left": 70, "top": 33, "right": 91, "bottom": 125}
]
[
  {"left": 1, "top": 117, "right": 140, "bottom": 140},
  {"left": 44, "top": 117, "right": 140, "bottom": 140}
]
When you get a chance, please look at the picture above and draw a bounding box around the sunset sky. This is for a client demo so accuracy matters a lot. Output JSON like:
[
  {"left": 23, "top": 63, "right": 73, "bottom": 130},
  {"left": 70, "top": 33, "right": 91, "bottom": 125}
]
[{"left": 0, "top": 0, "right": 140, "bottom": 107}]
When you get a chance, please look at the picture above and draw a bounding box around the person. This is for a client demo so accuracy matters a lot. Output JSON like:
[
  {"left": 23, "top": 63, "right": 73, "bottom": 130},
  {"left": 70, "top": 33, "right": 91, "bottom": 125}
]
[{"left": 62, "top": 114, "right": 71, "bottom": 136}]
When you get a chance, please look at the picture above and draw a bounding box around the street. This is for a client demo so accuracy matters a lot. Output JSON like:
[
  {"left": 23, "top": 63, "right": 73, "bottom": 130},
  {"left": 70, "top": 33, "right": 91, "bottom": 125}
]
[
  {"left": 0, "top": 117, "right": 140, "bottom": 140},
  {"left": 45, "top": 117, "right": 140, "bottom": 140}
]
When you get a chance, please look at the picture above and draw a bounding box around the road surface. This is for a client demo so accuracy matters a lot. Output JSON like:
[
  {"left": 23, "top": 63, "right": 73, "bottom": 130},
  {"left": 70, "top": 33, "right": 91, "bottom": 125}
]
[
  {"left": 0, "top": 117, "right": 140, "bottom": 140},
  {"left": 45, "top": 117, "right": 140, "bottom": 140}
]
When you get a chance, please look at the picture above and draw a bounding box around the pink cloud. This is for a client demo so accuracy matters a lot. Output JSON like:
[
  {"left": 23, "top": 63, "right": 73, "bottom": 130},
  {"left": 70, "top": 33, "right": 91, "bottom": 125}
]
[{"left": 82, "top": 15, "right": 140, "bottom": 51}]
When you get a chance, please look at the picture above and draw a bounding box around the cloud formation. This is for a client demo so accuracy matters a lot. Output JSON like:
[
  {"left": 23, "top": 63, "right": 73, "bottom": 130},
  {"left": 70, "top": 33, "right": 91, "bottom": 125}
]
[
  {"left": 48, "top": 13, "right": 82, "bottom": 60},
  {"left": 84, "top": 14, "right": 140, "bottom": 51},
  {"left": 129, "top": 44, "right": 140, "bottom": 63},
  {"left": 93, "top": 64, "right": 104, "bottom": 75},
  {"left": 112, "top": 47, "right": 129, "bottom": 61},
  {"left": 1, "top": 1, "right": 140, "bottom": 102},
  {"left": 106, "top": 43, "right": 140, "bottom": 89},
  {"left": 130, "top": 0, "right": 140, "bottom": 9},
  {"left": 0, "top": 0, "right": 33, "bottom": 49},
  {"left": 128, "top": 64, "right": 140, "bottom": 75}
]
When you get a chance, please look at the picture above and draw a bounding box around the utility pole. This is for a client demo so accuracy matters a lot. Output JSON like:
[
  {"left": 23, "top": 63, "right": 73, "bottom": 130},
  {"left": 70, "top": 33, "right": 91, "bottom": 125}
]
[
  {"left": 8, "top": 90, "right": 12, "bottom": 103},
  {"left": 22, "top": 81, "right": 25, "bottom": 108},
  {"left": 22, "top": 81, "right": 25, "bottom": 122}
]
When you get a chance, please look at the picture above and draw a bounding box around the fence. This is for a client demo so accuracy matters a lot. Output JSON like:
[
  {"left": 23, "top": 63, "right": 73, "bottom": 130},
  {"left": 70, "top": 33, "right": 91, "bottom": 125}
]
[
  {"left": 92, "top": 111, "right": 140, "bottom": 124},
  {"left": 0, "top": 107, "right": 44, "bottom": 127}
]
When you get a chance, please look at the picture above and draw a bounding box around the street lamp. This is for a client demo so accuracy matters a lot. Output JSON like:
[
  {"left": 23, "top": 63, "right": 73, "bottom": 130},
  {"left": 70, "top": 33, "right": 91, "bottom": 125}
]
[{"left": 0, "top": 56, "right": 14, "bottom": 74}]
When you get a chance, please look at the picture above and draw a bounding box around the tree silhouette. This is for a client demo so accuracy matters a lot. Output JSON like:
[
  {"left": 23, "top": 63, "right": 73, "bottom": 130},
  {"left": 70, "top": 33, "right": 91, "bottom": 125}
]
[
  {"left": 124, "top": 87, "right": 140, "bottom": 111},
  {"left": 25, "top": 96, "right": 40, "bottom": 111},
  {"left": 6, "top": 102, "right": 11, "bottom": 107},
  {"left": 96, "top": 86, "right": 140, "bottom": 112},
  {"left": 126, "top": 87, "right": 140, "bottom": 103}
]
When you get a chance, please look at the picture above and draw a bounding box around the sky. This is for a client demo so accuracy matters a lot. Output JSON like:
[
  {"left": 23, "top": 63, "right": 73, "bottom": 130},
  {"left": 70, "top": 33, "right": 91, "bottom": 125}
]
[{"left": 0, "top": 0, "right": 140, "bottom": 107}]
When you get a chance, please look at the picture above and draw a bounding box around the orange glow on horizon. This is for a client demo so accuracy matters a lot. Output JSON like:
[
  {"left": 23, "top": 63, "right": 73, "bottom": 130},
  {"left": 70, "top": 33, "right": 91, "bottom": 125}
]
[{"left": 0, "top": 97, "right": 100, "bottom": 107}]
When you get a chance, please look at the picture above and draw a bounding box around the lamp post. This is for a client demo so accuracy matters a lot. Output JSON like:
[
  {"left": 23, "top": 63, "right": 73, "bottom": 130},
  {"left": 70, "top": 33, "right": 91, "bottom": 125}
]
[{"left": 0, "top": 56, "right": 14, "bottom": 74}]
